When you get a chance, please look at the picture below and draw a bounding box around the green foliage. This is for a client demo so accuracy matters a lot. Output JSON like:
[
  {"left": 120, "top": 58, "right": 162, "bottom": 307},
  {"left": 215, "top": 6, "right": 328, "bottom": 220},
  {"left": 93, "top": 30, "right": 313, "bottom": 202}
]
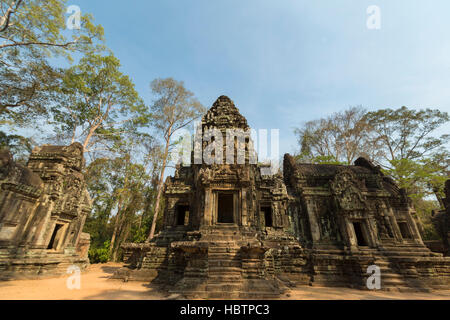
[
  {"left": 364, "top": 106, "right": 449, "bottom": 198},
  {"left": 294, "top": 153, "right": 345, "bottom": 165},
  {"left": 0, "top": 0, "right": 104, "bottom": 55},
  {"left": 364, "top": 106, "right": 449, "bottom": 162},
  {"left": 414, "top": 199, "right": 440, "bottom": 240},
  {"left": 295, "top": 105, "right": 449, "bottom": 240},
  {"left": 383, "top": 158, "right": 448, "bottom": 200},
  {"left": 83, "top": 134, "right": 163, "bottom": 261},
  {"left": 0, "top": 0, "right": 167, "bottom": 262},
  {"left": 0, "top": 0, "right": 104, "bottom": 125},
  {"left": 146, "top": 78, "right": 205, "bottom": 241},
  {"left": 294, "top": 106, "right": 379, "bottom": 165},
  {"left": 150, "top": 78, "right": 205, "bottom": 140},
  {"left": 51, "top": 50, "right": 149, "bottom": 152},
  {"left": 88, "top": 240, "right": 110, "bottom": 264}
]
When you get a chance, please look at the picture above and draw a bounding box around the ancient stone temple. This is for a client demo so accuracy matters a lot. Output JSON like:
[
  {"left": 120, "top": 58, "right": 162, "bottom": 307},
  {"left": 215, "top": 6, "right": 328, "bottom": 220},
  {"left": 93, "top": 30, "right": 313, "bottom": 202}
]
[
  {"left": 116, "top": 96, "right": 450, "bottom": 298},
  {"left": 0, "top": 143, "right": 91, "bottom": 279},
  {"left": 283, "top": 155, "right": 449, "bottom": 289}
]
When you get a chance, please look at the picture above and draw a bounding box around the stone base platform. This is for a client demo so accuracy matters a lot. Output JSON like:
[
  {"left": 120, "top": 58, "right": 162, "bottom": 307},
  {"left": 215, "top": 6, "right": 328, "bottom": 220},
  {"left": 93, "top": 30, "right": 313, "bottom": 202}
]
[
  {"left": 0, "top": 247, "right": 90, "bottom": 280},
  {"left": 112, "top": 225, "right": 450, "bottom": 299}
]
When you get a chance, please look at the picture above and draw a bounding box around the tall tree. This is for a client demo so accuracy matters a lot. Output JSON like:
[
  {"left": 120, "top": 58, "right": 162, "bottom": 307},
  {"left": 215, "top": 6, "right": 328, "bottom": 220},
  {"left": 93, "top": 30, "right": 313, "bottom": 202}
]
[
  {"left": 364, "top": 107, "right": 449, "bottom": 164},
  {"left": 146, "top": 78, "right": 205, "bottom": 241},
  {"left": 364, "top": 106, "right": 449, "bottom": 198},
  {"left": 0, "top": 130, "right": 32, "bottom": 162},
  {"left": 294, "top": 106, "right": 382, "bottom": 164},
  {"left": 0, "top": 0, "right": 104, "bottom": 124},
  {"left": 51, "top": 50, "right": 149, "bottom": 153},
  {"left": 84, "top": 132, "right": 162, "bottom": 261}
]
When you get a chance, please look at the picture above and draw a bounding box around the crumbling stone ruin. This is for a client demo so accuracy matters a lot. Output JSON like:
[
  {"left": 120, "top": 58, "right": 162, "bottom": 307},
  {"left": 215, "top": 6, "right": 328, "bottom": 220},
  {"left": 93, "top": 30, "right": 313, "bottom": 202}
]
[
  {"left": 0, "top": 143, "right": 91, "bottom": 279},
  {"left": 115, "top": 96, "right": 450, "bottom": 298}
]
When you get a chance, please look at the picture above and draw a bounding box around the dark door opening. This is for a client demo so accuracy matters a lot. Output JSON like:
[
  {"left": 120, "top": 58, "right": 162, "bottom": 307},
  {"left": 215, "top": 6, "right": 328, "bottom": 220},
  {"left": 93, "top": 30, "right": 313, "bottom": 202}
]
[
  {"left": 398, "top": 222, "right": 412, "bottom": 239},
  {"left": 47, "top": 223, "right": 64, "bottom": 250},
  {"left": 176, "top": 205, "right": 190, "bottom": 226},
  {"left": 261, "top": 206, "right": 273, "bottom": 227},
  {"left": 352, "top": 222, "right": 368, "bottom": 246},
  {"left": 218, "top": 193, "right": 234, "bottom": 223}
]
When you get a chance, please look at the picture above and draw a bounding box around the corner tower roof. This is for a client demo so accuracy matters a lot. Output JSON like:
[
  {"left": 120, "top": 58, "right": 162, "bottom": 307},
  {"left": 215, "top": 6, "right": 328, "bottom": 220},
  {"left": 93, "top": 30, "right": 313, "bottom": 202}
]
[{"left": 202, "top": 96, "right": 249, "bottom": 130}]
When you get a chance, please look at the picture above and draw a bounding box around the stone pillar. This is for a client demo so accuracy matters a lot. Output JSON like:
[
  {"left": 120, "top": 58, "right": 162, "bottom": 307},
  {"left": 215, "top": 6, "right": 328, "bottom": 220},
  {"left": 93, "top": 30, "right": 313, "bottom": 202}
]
[
  {"left": 366, "top": 217, "right": 380, "bottom": 247},
  {"left": 241, "top": 188, "right": 248, "bottom": 226},
  {"left": 405, "top": 207, "right": 424, "bottom": 245},
  {"left": 74, "top": 209, "right": 89, "bottom": 247},
  {"left": 339, "top": 216, "right": 358, "bottom": 249},
  {"left": 203, "top": 188, "right": 213, "bottom": 226},
  {"left": 233, "top": 191, "right": 240, "bottom": 225},
  {"left": 388, "top": 215, "right": 403, "bottom": 242},
  {"left": 305, "top": 198, "right": 321, "bottom": 243}
]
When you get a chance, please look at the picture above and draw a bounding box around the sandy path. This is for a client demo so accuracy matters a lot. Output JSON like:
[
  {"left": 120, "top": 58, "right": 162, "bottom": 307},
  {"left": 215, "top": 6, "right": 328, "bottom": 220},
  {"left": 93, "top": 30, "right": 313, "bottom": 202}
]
[
  {"left": 0, "top": 263, "right": 164, "bottom": 300},
  {"left": 0, "top": 263, "right": 448, "bottom": 300}
]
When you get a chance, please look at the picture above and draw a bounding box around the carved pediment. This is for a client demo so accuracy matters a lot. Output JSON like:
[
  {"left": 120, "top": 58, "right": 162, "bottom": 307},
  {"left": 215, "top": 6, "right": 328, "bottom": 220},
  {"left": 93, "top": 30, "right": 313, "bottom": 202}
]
[
  {"left": 330, "top": 169, "right": 366, "bottom": 212},
  {"left": 53, "top": 173, "right": 84, "bottom": 216}
]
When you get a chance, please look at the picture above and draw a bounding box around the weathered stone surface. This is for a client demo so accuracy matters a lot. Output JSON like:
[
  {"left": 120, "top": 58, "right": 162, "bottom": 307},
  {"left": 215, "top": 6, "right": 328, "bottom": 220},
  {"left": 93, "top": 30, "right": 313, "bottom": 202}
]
[
  {"left": 0, "top": 143, "right": 92, "bottom": 279},
  {"left": 116, "top": 96, "right": 450, "bottom": 298}
]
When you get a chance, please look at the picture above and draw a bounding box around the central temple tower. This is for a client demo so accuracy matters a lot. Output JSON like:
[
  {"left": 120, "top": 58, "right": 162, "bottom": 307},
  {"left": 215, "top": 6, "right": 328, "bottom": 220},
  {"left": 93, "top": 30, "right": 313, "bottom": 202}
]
[{"left": 163, "top": 95, "right": 288, "bottom": 234}]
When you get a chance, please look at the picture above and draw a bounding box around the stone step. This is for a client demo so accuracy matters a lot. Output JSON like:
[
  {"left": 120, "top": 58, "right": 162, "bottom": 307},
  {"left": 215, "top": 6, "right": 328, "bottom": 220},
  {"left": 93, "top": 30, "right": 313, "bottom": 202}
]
[
  {"left": 381, "top": 250, "right": 431, "bottom": 255},
  {"left": 208, "top": 259, "right": 242, "bottom": 268},
  {"left": 204, "top": 236, "right": 242, "bottom": 242},
  {"left": 206, "top": 283, "right": 243, "bottom": 292},
  {"left": 207, "top": 291, "right": 241, "bottom": 299},
  {"left": 208, "top": 248, "right": 240, "bottom": 254},
  {"left": 208, "top": 274, "right": 243, "bottom": 282},
  {"left": 208, "top": 252, "right": 240, "bottom": 258},
  {"left": 381, "top": 273, "right": 406, "bottom": 281},
  {"left": 209, "top": 229, "right": 239, "bottom": 233},
  {"left": 208, "top": 266, "right": 242, "bottom": 274}
]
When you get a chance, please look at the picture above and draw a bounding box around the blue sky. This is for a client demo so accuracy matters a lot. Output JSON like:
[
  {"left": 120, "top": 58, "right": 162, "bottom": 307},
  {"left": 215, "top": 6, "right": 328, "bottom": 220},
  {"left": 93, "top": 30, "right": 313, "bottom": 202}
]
[{"left": 68, "top": 0, "right": 450, "bottom": 156}]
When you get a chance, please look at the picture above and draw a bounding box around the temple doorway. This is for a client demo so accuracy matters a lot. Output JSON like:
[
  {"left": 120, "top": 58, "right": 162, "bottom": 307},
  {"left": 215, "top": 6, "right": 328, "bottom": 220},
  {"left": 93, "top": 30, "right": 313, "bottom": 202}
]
[
  {"left": 218, "top": 193, "right": 234, "bottom": 223},
  {"left": 176, "top": 205, "right": 190, "bottom": 226},
  {"left": 47, "top": 223, "right": 64, "bottom": 250},
  {"left": 398, "top": 222, "right": 412, "bottom": 239},
  {"left": 352, "top": 221, "right": 368, "bottom": 246},
  {"left": 261, "top": 205, "right": 273, "bottom": 227}
]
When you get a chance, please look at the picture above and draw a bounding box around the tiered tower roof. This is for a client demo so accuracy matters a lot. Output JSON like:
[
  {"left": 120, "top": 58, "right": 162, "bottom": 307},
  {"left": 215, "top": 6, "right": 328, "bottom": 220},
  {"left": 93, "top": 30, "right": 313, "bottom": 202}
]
[{"left": 202, "top": 95, "right": 249, "bottom": 130}]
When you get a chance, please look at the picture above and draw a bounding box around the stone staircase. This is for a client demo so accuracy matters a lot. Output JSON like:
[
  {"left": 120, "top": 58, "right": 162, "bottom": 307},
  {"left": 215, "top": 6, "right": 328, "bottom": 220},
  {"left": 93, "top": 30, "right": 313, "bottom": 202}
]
[
  {"left": 362, "top": 244, "right": 444, "bottom": 292},
  {"left": 206, "top": 242, "right": 243, "bottom": 298},
  {"left": 371, "top": 257, "right": 413, "bottom": 291},
  {"left": 378, "top": 243, "right": 439, "bottom": 258},
  {"left": 184, "top": 224, "right": 281, "bottom": 299},
  {"left": 200, "top": 224, "right": 244, "bottom": 298}
]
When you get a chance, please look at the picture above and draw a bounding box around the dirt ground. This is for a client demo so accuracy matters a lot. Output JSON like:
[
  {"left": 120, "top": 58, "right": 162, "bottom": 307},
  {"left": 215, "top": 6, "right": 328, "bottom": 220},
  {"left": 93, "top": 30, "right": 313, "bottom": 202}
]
[{"left": 0, "top": 263, "right": 449, "bottom": 300}]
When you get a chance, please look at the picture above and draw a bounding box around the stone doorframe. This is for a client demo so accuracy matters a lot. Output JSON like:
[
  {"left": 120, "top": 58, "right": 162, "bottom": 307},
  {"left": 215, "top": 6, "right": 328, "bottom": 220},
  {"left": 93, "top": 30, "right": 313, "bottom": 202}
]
[
  {"left": 45, "top": 218, "right": 70, "bottom": 252},
  {"left": 212, "top": 189, "right": 240, "bottom": 225},
  {"left": 340, "top": 215, "right": 379, "bottom": 250}
]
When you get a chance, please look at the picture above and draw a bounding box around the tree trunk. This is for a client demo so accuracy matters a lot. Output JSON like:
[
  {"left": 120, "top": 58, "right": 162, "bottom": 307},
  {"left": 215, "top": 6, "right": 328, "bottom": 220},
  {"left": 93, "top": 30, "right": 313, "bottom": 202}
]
[
  {"left": 146, "top": 132, "right": 171, "bottom": 242},
  {"left": 82, "top": 121, "right": 101, "bottom": 151},
  {"left": 112, "top": 214, "right": 129, "bottom": 262},
  {"left": 109, "top": 157, "right": 130, "bottom": 260},
  {"left": 113, "top": 222, "right": 131, "bottom": 262},
  {"left": 109, "top": 199, "right": 123, "bottom": 259}
]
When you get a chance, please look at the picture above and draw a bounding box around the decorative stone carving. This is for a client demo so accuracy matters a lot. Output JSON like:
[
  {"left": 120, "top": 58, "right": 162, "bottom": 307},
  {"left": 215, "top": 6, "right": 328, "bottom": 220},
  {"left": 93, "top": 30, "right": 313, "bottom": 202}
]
[
  {"left": 330, "top": 169, "right": 366, "bottom": 212},
  {"left": 0, "top": 143, "right": 92, "bottom": 279}
]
